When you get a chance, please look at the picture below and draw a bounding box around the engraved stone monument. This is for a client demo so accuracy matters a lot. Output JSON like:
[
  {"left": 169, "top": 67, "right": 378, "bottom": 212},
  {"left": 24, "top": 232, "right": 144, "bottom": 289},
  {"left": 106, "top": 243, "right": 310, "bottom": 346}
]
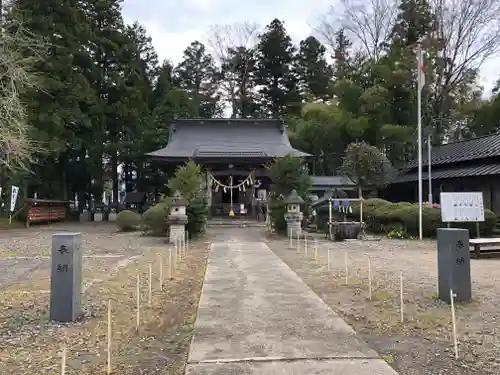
[
  {"left": 437, "top": 228, "right": 472, "bottom": 303},
  {"left": 284, "top": 189, "right": 304, "bottom": 239},
  {"left": 49, "top": 232, "right": 83, "bottom": 322},
  {"left": 167, "top": 191, "right": 188, "bottom": 244}
]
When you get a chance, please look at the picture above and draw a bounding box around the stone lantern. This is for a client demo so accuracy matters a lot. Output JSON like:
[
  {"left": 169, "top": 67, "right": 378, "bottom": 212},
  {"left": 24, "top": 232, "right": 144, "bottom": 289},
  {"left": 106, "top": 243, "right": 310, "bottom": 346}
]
[
  {"left": 167, "top": 191, "right": 188, "bottom": 244},
  {"left": 284, "top": 189, "right": 304, "bottom": 238}
]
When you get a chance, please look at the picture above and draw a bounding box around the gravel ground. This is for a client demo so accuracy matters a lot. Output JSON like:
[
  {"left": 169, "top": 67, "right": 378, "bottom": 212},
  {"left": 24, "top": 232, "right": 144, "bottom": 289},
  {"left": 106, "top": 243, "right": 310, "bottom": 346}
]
[
  {"left": 0, "top": 222, "right": 210, "bottom": 374},
  {"left": 267, "top": 235, "right": 500, "bottom": 375}
]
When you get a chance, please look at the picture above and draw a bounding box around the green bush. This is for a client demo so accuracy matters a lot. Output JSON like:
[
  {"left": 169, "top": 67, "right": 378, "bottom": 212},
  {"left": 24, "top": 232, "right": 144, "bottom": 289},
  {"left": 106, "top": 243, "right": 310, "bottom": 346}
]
[
  {"left": 186, "top": 197, "right": 208, "bottom": 236},
  {"left": 350, "top": 198, "right": 498, "bottom": 238},
  {"left": 142, "top": 202, "right": 170, "bottom": 236},
  {"left": 269, "top": 199, "right": 287, "bottom": 233},
  {"left": 116, "top": 210, "right": 141, "bottom": 231}
]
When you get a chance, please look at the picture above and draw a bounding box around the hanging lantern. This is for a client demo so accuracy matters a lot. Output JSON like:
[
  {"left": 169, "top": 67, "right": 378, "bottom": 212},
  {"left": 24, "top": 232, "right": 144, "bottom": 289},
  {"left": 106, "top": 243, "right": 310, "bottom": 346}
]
[
  {"left": 242, "top": 185, "right": 246, "bottom": 192},
  {"left": 215, "top": 185, "right": 219, "bottom": 192},
  {"left": 224, "top": 187, "right": 227, "bottom": 193}
]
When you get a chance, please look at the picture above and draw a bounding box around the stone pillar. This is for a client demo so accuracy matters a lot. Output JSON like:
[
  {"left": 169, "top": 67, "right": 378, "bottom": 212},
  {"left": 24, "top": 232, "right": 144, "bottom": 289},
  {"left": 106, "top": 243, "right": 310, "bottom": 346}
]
[
  {"left": 167, "top": 191, "right": 188, "bottom": 244},
  {"left": 50, "top": 232, "right": 82, "bottom": 322},
  {"left": 284, "top": 189, "right": 305, "bottom": 239},
  {"left": 437, "top": 228, "right": 471, "bottom": 303}
]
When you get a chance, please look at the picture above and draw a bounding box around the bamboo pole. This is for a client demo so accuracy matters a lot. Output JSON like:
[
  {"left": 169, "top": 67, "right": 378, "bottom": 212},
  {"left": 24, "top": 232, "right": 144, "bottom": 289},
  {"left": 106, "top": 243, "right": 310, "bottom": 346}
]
[
  {"left": 368, "top": 257, "right": 372, "bottom": 301},
  {"left": 159, "top": 255, "right": 163, "bottom": 291},
  {"left": 60, "top": 348, "right": 67, "bottom": 375},
  {"left": 136, "top": 273, "right": 140, "bottom": 331},
  {"left": 450, "top": 289, "right": 459, "bottom": 359},
  {"left": 168, "top": 247, "right": 173, "bottom": 278},
  {"left": 327, "top": 246, "right": 330, "bottom": 271},
  {"left": 148, "top": 263, "right": 152, "bottom": 304},
  {"left": 400, "top": 271, "right": 404, "bottom": 323},
  {"left": 344, "top": 248, "right": 348, "bottom": 284},
  {"left": 107, "top": 299, "right": 112, "bottom": 374}
]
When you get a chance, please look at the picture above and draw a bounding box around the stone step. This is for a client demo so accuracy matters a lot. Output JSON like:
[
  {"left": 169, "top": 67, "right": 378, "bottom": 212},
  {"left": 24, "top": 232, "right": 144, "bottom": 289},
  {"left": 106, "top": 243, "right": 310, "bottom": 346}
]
[{"left": 206, "top": 221, "right": 266, "bottom": 228}]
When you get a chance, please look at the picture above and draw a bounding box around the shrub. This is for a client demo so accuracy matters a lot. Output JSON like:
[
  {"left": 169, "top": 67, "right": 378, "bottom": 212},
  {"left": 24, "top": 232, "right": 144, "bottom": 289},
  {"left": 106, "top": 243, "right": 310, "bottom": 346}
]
[
  {"left": 350, "top": 198, "right": 497, "bottom": 238},
  {"left": 350, "top": 198, "right": 390, "bottom": 218},
  {"left": 142, "top": 202, "right": 170, "bottom": 236},
  {"left": 168, "top": 161, "right": 208, "bottom": 236},
  {"left": 269, "top": 198, "right": 288, "bottom": 233},
  {"left": 116, "top": 210, "right": 141, "bottom": 231},
  {"left": 186, "top": 197, "right": 208, "bottom": 235}
]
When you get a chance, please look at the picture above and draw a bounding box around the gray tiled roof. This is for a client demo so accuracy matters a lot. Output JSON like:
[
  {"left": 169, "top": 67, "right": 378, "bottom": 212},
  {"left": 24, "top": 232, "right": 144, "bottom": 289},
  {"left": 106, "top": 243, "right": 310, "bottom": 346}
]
[
  {"left": 404, "top": 132, "right": 500, "bottom": 169},
  {"left": 310, "top": 175, "right": 355, "bottom": 187},
  {"left": 393, "top": 162, "right": 500, "bottom": 183},
  {"left": 147, "top": 118, "right": 311, "bottom": 159}
]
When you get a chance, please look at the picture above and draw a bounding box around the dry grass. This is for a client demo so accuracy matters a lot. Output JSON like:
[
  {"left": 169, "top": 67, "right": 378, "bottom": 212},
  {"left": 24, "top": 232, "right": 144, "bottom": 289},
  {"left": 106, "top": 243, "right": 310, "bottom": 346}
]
[
  {"left": 269, "top": 237, "right": 500, "bottom": 374},
  {"left": 0, "top": 239, "right": 209, "bottom": 375}
]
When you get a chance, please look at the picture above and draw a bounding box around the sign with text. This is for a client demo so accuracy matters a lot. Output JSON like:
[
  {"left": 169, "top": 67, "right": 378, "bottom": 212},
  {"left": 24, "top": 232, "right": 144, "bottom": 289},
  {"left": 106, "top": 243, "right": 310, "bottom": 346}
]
[
  {"left": 10, "top": 185, "right": 19, "bottom": 212},
  {"left": 437, "top": 228, "right": 471, "bottom": 303},
  {"left": 440, "top": 192, "right": 484, "bottom": 223},
  {"left": 49, "top": 232, "right": 82, "bottom": 322}
]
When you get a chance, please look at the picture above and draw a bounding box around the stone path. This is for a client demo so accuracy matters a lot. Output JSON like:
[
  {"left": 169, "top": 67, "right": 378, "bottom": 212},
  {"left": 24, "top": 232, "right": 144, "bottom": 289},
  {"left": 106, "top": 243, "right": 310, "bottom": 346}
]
[{"left": 185, "top": 232, "right": 399, "bottom": 374}]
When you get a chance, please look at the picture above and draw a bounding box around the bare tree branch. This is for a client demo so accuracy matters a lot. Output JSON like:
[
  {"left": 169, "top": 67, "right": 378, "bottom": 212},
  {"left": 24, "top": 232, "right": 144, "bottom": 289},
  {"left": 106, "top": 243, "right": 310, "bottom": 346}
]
[
  {"left": 315, "top": 0, "right": 398, "bottom": 60},
  {"left": 206, "top": 22, "right": 259, "bottom": 117},
  {"left": 428, "top": 0, "right": 500, "bottom": 137},
  {"left": 0, "top": 18, "right": 45, "bottom": 176},
  {"left": 432, "top": 0, "right": 500, "bottom": 89},
  {"left": 207, "top": 22, "right": 260, "bottom": 62}
]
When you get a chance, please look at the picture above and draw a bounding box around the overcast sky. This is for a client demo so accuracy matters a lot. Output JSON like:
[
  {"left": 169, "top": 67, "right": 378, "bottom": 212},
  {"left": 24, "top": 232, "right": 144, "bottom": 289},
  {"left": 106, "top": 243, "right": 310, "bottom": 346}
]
[{"left": 122, "top": 0, "right": 499, "bottom": 96}]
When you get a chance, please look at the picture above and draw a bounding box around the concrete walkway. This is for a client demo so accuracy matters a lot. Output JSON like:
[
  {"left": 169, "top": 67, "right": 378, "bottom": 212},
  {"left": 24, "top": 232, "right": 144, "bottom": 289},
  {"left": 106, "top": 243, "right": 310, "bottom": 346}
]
[{"left": 185, "top": 236, "right": 398, "bottom": 374}]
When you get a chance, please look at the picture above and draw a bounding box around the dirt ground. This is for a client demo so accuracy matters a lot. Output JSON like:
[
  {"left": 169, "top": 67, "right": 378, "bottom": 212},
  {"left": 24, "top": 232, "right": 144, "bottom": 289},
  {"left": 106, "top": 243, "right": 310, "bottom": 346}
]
[
  {"left": 267, "top": 234, "right": 500, "bottom": 375},
  {"left": 0, "top": 223, "right": 209, "bottom": 375}
]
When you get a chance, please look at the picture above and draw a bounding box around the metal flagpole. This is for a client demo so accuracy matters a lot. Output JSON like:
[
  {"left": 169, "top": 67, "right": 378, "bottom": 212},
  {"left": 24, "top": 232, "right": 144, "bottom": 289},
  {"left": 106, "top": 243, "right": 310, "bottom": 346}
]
[
  {"left": 428, "top": 134, "right": 433, "bottom": 205},
  {"left": 417, "top": 45, "right": 423, "bottom": 240}
]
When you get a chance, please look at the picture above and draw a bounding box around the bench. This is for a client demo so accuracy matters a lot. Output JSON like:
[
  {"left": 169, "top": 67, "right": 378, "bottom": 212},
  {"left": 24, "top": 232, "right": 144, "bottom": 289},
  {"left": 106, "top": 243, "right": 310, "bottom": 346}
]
[{"left": 469, "top": 238, "right": 500, "bottom": 259}]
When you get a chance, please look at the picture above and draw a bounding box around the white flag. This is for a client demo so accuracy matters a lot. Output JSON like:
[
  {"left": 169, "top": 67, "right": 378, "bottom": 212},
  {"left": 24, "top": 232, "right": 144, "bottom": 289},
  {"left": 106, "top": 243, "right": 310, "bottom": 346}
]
[
  {"left": 418, "top": 48, "right": 425, "bottom": 92},
  {"left": 10, "top": 186, "right": 19, "bottom": 212}
]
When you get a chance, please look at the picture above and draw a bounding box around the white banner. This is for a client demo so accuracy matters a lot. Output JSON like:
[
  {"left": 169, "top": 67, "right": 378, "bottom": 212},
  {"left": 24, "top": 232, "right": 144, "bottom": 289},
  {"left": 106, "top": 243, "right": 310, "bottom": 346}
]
[{"left": 10, "top": 185, "right": 19, "bottom": 212}]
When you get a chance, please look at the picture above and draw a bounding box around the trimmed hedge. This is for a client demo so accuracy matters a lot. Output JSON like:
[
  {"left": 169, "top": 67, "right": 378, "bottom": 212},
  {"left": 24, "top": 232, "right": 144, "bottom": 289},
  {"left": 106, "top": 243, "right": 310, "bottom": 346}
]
[
  {"left": 142, "top": 202, "right": 170, "bottom": 236},
  {"left": 117, "top": 210, "right": 141, "bottom": 232},
  {"left": 141, "top": 198, "right": 208, "bottom": 237},
  {"left": 349, "top": 198, "right": 497, "bottom": 238}
]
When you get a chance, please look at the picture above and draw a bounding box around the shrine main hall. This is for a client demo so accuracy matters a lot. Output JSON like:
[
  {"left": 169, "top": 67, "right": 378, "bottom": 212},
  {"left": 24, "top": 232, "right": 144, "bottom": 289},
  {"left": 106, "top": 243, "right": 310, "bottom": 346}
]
[{"left": 147, "top": 118, "right": 311, "bottom": 217}]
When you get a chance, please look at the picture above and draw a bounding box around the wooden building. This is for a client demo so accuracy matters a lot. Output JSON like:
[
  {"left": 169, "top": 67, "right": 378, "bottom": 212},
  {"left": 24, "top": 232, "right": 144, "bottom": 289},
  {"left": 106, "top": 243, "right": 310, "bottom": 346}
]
[
  {"left": 386, "top": 133, "right": 500, "bottom": 216},
  {"left": 147, "top": 118, "right": 310, "bottom": 217}
]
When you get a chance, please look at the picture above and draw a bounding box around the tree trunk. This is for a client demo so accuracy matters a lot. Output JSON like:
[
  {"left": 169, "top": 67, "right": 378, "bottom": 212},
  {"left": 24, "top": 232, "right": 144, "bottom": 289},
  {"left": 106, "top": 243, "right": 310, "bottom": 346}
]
[{"left": 111, "top": 151, "right": 119, "bottom": 204}]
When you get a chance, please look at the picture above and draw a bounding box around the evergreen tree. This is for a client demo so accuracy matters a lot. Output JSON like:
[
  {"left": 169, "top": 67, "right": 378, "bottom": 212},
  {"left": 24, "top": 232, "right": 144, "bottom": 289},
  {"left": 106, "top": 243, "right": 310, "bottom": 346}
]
[
  {"left": 390, "top": 0, "right": 436, "bottom": 50},
  {"left": 86, "top": 0, "right": 135, "bottom": 202},
  {"left": 295, "top": 36, "right": 332, "bottom": 102},
  {"left": 120, "top": 22, "right": 159, "bottom": 192},
  {"left": 255, "top": 19, "right": 301, "bottom": 117},
  {"left": 7, "top": 0, "right": 96, "bottom": 200},
  {"left": 221, "top": 46, "right": 260, "bottom": 117},
  {"left": 332, "top": 29, "right": 353, "bottom": 81},
  {"left": 174, "top": 41, "right": 221, "bottom": 118}
]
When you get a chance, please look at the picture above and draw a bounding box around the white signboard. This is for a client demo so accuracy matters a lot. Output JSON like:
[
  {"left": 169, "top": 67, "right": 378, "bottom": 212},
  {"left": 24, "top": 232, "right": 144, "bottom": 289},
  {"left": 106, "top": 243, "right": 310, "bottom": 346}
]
[
  {"left": 440, "top": 192, "right": 485, "bottom": 222},
  {"left": 10, "top": 185, "right": 19, "bottom": 212}
]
